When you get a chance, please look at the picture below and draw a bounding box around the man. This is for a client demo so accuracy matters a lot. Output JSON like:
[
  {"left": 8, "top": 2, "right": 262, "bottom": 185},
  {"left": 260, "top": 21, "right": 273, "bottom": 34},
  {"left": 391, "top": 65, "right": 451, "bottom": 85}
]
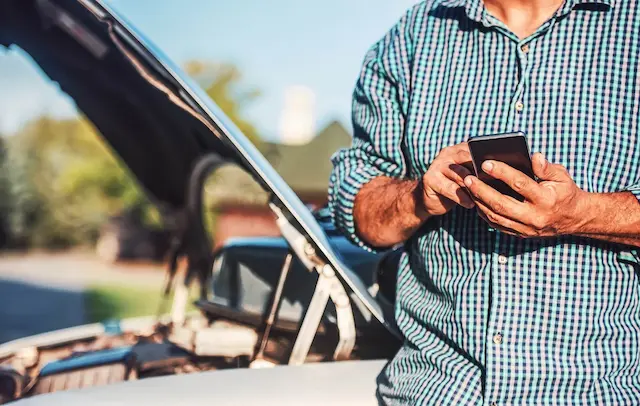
[{"left": 329, "top": 0, "right": 640, "bottom": 404}]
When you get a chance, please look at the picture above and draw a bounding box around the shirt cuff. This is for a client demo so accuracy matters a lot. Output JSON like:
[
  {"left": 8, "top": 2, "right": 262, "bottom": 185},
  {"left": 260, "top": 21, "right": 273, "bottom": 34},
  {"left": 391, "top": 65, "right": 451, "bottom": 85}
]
[
  {"left": 621, "top": 184, "right": 640, "bottom": 258},
  {"left": 329, "top": 165, "right": 386, "bottom": 254},
  {"left": 627, "top": 184, "right": 640, "bottom": 203}
]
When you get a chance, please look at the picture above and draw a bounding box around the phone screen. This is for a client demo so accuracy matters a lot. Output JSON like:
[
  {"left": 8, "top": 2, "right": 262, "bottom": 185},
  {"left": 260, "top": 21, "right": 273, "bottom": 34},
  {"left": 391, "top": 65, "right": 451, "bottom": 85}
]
[{"left": 468, "top": 132, "right": 535, "bottom": 202}]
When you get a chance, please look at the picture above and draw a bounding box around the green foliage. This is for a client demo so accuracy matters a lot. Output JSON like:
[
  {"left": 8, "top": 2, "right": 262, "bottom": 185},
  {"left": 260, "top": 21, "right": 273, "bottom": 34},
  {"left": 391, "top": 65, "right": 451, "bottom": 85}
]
[
  {"left": 185, "top": 61, "right": 262, "bottom": 148},
  {"left": 1, "top": 61, "right": 261, "bottom": 249},
  {"left": 85, "top": 284, "right": 196, "bottom": 322},
  {"left": 4, "top": 117, "right": 152, "bottom": 248},
  {"left": 0, "top": 137, "right": 11, "bottom": 247}
]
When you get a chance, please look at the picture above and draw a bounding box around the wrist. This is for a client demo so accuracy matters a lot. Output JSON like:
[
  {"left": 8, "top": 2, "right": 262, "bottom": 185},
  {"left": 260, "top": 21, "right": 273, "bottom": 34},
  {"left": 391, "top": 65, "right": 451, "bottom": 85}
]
[
  {"left": 411, "top": 180, "right": 431, "bottom": 222},
  {"left": 567, "top": 190, "right": 601, "bottom": 236}
]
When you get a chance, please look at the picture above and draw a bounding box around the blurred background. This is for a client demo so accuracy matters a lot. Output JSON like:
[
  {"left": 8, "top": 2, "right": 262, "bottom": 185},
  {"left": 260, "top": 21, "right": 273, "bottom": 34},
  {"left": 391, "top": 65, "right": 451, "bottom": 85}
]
[{"left": 0, "top": 0, "right": 417, "bottom": 343}]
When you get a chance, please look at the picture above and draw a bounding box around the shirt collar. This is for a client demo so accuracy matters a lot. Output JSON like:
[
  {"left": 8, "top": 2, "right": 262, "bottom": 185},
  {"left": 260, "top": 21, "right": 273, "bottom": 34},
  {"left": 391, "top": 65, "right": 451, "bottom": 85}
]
[
  {"left": 437, "top": 0, "right": 484, "bottom": 22},
  {"left": 437, "top": 0, "right": 615, "bottom": 24}
]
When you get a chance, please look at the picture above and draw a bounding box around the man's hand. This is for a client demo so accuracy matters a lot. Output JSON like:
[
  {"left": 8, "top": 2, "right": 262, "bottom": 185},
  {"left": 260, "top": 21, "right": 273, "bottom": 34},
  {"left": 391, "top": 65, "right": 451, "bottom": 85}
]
[
  {"left": 421, "top": 143, "right": 475, "bottom": 216},
  {"left": 463, "top": 153, "right": 589, "bottom": 237},
  {"left": 352, "top": 142, "right": 476, "bottom": 248}
]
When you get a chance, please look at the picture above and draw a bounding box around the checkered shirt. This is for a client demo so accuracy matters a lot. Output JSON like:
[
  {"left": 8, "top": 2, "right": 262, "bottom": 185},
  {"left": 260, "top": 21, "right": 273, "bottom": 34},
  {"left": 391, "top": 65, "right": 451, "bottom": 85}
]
[{"left": 329, "top": 0, "right": 640, "bottom": 404}]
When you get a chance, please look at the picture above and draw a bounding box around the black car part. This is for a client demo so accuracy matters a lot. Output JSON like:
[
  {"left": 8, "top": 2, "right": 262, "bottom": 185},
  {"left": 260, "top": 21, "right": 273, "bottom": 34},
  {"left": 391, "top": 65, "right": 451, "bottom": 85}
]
[
  {"left": 29, "top": 342, "right": 192, "bottom": 396},
  {"left": 0, "top": 366, "right": 23, "bottom": 404}
]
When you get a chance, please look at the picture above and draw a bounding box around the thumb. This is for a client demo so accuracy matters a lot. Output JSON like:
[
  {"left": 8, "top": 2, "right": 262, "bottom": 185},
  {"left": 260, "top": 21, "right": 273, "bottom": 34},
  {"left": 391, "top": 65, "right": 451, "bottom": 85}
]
[{"left": 532, "top": 153, "right": 568, "bottom": 182}]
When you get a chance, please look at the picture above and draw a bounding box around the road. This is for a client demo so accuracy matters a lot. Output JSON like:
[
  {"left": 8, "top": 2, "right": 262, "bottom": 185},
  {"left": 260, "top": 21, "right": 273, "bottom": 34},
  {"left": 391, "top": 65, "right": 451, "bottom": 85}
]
[
  {"left": 0, "top": 279, "right": 85, "bottom": 344},
  {"left": 0, "top": 252, "right": 165, "bottom": 344}
]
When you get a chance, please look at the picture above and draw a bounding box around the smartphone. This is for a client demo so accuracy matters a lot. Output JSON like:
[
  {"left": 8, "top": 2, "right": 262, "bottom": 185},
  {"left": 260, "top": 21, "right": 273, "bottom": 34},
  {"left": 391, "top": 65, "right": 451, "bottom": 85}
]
[{"left": 467, "top": 131, "right": 535, "bottom": 202}]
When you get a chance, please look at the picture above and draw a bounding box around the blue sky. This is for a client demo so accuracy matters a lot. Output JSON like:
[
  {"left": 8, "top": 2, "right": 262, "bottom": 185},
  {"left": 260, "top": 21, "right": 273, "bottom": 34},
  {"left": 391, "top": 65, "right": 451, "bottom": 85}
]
[{"left": 0, "top": 0, "right": 418, "bottom": 141}]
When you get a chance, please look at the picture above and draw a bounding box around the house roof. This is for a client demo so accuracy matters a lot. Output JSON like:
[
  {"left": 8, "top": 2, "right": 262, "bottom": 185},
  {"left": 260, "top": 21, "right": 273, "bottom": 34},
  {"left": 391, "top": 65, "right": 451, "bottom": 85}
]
[
  {"left": 205, "top": 120, "right": 351, "bottom": 208},
  {"left": 265, "top": 120, "right": 351, "bottom": 194}
]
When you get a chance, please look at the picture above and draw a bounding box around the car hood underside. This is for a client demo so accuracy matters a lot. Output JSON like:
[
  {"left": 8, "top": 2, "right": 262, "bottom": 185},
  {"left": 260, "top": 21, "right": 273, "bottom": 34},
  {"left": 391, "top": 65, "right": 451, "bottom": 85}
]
[{"left": 0, "top": 0, "right": 237, "bottom": 211}]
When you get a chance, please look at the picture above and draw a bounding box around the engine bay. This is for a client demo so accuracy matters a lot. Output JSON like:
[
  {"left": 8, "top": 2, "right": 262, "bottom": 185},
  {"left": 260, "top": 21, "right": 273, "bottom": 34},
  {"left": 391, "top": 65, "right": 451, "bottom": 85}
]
[
  {"left": 0, "top": 314, "right": 276, "bottom": 401},
  {"left": 0, "top": 299, "right": 398, "bottom": 403}
]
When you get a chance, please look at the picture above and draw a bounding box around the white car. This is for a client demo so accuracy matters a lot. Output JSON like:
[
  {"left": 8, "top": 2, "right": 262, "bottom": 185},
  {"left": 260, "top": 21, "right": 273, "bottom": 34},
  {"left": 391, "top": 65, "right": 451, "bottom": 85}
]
[{"left": 0, "top": 0, "right": 402, "bottom": 404}]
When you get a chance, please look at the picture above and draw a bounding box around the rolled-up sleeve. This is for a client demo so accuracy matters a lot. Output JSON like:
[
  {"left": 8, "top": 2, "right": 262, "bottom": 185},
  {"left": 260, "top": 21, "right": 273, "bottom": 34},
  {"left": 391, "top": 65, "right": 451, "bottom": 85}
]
[
  {"left": 624, "top": 178, "right": 640, "bottom": 256},
  {"left": 626, "top": 182, "right": 640, "bottom": 202},
  {"left": 328, "top": 8, "right": 415, "bottom": 252}
]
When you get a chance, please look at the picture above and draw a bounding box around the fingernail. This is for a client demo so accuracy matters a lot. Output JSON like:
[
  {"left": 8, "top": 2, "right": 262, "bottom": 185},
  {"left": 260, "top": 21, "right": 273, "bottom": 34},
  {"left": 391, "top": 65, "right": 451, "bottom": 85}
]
[
  {"left": 482, "top": 161, "right": 494, "bottom": 172},
  {"left": 536, "top": 153, "right": 546, "bottom": 166},
  {"left": 464, "top": 200, "right": 475, "bottom": 209},
  {"left": 464, "top": 176, "right": 473, "bottom": 187}
]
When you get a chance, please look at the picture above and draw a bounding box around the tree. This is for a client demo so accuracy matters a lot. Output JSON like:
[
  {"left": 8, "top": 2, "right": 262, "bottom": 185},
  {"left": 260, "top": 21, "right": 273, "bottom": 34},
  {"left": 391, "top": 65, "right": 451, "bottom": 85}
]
[
  {"left": 5, "top": 117, "right": 150, "bottom": 248},
  {"left": 0, "top": 135, "right": 11, "bottom": 247},
  {"left": 3, "top": 61, "right": 262, "bottom": 249},
  {"left": 184, "top": 61, "right": 262, "bottom": 147}
]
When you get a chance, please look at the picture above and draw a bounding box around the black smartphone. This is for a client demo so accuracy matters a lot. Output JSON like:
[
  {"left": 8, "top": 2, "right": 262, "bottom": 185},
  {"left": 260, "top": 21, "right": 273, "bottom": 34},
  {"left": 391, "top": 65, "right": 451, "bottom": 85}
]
[{"left": 467, "top": 131, "right": 535, "bottom": 202}]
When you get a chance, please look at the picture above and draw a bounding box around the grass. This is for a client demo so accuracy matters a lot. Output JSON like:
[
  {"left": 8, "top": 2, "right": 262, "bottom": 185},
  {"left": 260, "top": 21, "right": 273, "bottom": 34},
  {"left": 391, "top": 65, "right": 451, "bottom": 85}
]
[{"left": 84, "top": 284, "right": 196, "bottom": 323}]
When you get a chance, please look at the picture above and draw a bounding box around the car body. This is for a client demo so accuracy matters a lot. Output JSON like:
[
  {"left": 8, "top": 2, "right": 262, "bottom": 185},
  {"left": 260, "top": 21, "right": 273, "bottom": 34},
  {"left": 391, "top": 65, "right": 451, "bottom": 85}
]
[
  {"left": 0, "top": 0, "right": 402, "bottom": 404},
  {"left": 95, "top": 211, "right": 173, "bottom": 263}
]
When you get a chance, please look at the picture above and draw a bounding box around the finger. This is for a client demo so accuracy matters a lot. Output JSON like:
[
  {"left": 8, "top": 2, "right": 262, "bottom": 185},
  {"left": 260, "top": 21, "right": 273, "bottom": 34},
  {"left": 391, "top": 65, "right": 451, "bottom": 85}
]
[
  {"left": 476, "top": 207, "right": 521, "bottom": 237},
  {"left": 450, "top": 144, "right": 472, "bottom": 165},
  {"left": 464, "top": 176, "right": 526, "bottom": 218},
  {"left": 481, "top": 160, "right": 543, "bottom": 202},
  {"left": 431, "top": 175, "right": 475, "bottom": 209},
  {"left": 432, "top": 177, "right": 475, "bottom": 209},
  {"left": 475, "top": 200, "right": 533, "bottom": 237},
  {"left": 532, "top": 153, "right": 570, "bottom": 182},
  {"left": 445, "top": 163, "right": 473, "bottom": 187},
  {"left": 441, "top": 143, "right": 472, "bottom": 165}
]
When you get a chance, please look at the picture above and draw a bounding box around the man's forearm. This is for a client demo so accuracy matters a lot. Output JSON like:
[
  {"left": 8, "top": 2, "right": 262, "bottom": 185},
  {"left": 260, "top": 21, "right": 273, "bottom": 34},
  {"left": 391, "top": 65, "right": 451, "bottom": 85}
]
[
  {"left": 574, "top": 191, "right": 640, "bottom": 247},
  {"left": 353, "top": 176, "right": 429, "bottom": 248}
]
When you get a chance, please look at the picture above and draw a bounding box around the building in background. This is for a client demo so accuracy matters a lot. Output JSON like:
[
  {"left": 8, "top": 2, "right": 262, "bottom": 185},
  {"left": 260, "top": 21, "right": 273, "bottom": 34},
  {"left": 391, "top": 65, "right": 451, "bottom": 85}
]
[
  {"left": 209, "top": 120, "right": 351, "bottom": 248},
  {"left": 278, "top": 85, "right": 316, "bottom": 145}
]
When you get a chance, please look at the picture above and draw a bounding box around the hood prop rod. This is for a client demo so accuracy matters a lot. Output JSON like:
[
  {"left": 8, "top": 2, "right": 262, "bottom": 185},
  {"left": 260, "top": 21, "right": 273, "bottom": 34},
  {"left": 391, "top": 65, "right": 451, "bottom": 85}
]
[{"left": 250, "top": 252, "right": 294, "bottom": 367}]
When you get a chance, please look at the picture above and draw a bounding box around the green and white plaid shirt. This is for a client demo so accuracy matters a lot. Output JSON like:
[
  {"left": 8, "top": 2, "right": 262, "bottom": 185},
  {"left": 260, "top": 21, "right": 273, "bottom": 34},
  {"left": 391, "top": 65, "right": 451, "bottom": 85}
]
[{"left": 329, "top": 0, "right": 640, "bottom": 404}]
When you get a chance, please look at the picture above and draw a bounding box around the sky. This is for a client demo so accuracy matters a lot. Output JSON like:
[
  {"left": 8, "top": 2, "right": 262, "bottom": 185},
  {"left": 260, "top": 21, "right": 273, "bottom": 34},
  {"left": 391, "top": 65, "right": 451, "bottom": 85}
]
[{"left": 0, "top": 0, "right": 418, "bottom": 141}]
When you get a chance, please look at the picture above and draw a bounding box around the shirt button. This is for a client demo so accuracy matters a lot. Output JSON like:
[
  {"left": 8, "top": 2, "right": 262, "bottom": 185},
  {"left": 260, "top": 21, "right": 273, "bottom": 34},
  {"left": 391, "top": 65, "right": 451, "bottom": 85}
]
[
  {"left": 493, "top": 332, "right": 503, "bottom": 344},
  {"left": 498, "top": 254, "right": 508, "bottom": 265},
  {"left": 515, "top": 101, "right": 524, "bottom": 112},
  {"left": 521, "top": 44, "right": 530, "bottom": 53},
  {"left": 491, "top": 403, "right": 498, "bottom": 406}
]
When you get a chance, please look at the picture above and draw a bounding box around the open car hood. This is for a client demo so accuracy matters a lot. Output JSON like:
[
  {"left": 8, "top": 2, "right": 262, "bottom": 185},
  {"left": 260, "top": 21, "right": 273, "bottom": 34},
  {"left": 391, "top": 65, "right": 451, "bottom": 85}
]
[{"left": 0, "top": 0, "right": 396, "bottom": 332}]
